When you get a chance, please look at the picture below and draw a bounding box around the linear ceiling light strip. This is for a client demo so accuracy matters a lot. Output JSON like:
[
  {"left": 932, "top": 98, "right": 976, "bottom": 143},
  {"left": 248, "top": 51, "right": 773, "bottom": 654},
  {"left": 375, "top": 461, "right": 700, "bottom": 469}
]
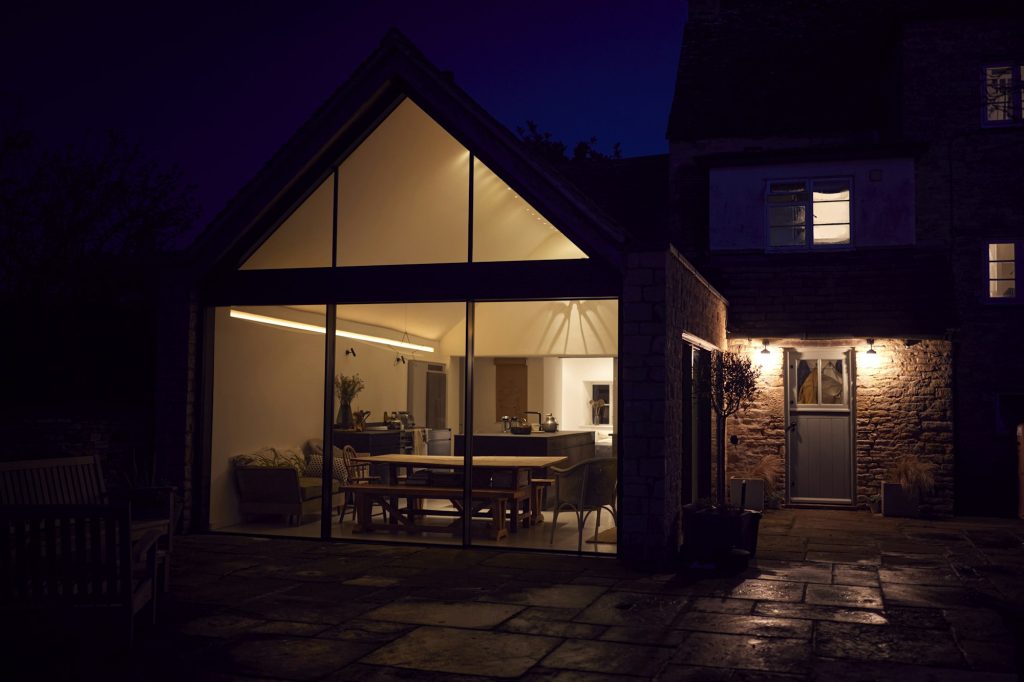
[{"left": 229, "top": 309, "right": 434, "bottom": 353}]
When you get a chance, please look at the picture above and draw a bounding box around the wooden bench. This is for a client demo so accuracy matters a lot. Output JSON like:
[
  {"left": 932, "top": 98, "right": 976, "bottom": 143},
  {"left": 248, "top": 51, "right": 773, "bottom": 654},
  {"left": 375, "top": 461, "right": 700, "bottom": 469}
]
[
  {"left": 0, "top": 503, "right": 161, "bottom": 647},
  {"left": 0, "top": 456, "right": 175, "bottom": 593},
  {"left": 340, "top": 484, "right": 530, "bottom": 540}
]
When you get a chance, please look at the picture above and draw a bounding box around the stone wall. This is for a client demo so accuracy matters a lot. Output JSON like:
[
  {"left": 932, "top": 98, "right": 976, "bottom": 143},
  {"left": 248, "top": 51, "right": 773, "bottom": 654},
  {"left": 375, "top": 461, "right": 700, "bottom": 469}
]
[
  {"left": 725, "top": 338, "right": 954, "bottom": 517},
  {"left": 900, "top": 16, "right": 1024, "bottom": 516},
  {"left": 618, "top": 248, "right": 727, "bottom": 563}
]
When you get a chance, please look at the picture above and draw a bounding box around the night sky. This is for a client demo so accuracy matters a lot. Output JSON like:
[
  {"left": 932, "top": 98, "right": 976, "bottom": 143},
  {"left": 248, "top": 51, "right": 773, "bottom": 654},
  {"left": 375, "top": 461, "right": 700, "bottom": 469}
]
[{"left": 2, "top": 1, "right": 687, "bottom": 238}]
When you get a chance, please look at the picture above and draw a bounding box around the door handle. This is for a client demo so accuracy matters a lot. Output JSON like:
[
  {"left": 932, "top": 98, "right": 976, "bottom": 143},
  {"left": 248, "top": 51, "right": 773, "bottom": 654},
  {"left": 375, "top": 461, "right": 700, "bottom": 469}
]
[{"left": 786, "top": 422, "right": 797, "bottom": 432}]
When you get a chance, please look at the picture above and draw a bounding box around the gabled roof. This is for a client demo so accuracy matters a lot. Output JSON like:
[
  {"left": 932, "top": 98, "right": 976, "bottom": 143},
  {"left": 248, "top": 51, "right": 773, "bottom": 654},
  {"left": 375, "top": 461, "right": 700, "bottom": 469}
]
[
  {"left": 189, "top": 29, "right": 628, "bottom": 276},
  {"left": 668, "top": 1, "right": 900, "bottom": 142},
  {"left": 668, "top": 0, "right": 1024, "bottom": 143}
]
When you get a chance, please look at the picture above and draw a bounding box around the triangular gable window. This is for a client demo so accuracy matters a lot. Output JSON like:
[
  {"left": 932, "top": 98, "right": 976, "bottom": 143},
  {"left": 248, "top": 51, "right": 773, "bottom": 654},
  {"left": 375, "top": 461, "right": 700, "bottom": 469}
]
[
  {"left": 240, "top": 176, "right": 333, "bottom": 270},
  {"left": 239, "top": 99, "right": 588, "bottom": 270},
  {"left": 472, "top": 159, "right": 587, "bottom": 262},
  {"left": 337, "top": 99, "right": 469, "bottom": 266}
]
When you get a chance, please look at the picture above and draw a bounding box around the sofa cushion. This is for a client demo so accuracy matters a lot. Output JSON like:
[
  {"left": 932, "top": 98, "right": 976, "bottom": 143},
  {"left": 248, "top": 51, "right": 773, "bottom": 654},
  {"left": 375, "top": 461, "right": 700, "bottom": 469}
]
[
  {"left": 304, "top": 448, "right": 349, "bottom": 485},
  {"left": 298, "top": 476, "right": 340, "bottom": 501},
  {"left": 232, "top": 447, "right": 305, "bottom": 473}
]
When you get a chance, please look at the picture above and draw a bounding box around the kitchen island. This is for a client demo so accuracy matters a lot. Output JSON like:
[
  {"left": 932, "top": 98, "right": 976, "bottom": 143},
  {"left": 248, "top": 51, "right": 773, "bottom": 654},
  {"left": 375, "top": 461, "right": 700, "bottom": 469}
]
[{"left": 454, "top": 430, "right": 596, "bottom": 467}]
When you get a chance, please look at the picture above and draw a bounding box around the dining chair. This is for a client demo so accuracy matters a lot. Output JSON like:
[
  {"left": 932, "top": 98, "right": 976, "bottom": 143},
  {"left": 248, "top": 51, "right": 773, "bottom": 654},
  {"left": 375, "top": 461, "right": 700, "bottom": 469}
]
[
  {"left": 548, "top": 457, "right": 617, "bottom": 551},
  {"left": 338, "top": 445, "right": 383, "bottom": 522}
]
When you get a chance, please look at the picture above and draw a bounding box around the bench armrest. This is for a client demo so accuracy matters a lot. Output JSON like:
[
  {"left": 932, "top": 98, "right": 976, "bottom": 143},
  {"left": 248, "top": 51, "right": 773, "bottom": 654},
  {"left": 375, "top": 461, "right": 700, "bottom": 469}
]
[{"left": 131, "top": 528, "right": 163, "bottom": 564}]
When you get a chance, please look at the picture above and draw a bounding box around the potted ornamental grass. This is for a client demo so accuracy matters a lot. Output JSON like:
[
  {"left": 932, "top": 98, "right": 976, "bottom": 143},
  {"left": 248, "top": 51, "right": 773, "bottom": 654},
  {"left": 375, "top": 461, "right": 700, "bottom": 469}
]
[
  {"left": 682, "top": 350, "right": 764, "bottom": 570},
  {"left": 882, "top": 454, "right": 936, "bottom": 517},
  {"left": 728, "top": 450, "right": 784, "bottom": 512}
]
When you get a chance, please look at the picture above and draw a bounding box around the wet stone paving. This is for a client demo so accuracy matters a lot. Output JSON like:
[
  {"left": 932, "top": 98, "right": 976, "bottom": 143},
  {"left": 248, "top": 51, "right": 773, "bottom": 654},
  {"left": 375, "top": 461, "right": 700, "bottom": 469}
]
[{"left": 15, "top": 509, "right": 1024, "bottom": 681}]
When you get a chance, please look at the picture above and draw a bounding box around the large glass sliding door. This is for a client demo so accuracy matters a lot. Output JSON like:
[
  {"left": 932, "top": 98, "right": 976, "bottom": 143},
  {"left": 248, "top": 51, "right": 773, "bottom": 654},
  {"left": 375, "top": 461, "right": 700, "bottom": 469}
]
[
  {"left": 330, "top": 302, "right": 465, "bottom": 546},
  {"left": 469, "top": 299, "right": 618, "bottom": 553},
  {"left": 209, "top": 305, "right": 328, "bottom": 537}
]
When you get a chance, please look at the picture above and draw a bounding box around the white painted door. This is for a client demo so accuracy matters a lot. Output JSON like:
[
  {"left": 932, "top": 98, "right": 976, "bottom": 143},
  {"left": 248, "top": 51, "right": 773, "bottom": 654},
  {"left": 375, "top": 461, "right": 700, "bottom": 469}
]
[{"left": 786, "top": 349, "right": 854, "bottom": 504}]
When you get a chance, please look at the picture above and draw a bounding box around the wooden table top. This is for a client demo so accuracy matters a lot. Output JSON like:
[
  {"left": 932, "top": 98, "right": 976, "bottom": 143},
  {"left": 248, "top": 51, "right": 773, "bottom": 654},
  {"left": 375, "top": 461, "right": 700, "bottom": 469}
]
[{"left": 353, "top": 454, "right": 567, "bottom": 468}]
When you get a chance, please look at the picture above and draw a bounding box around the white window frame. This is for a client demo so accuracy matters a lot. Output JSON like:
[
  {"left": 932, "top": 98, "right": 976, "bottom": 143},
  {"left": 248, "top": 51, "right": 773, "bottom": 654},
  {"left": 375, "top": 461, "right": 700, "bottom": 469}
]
[
  {"left": 982, "top": 64, "right": 1024, "bottom": 127},
  {"left": 987, "top": 241, "right": 1019, "bottom": 303},
  {"left": 764, "top": 177, "right": 853, "bottom": 251}
]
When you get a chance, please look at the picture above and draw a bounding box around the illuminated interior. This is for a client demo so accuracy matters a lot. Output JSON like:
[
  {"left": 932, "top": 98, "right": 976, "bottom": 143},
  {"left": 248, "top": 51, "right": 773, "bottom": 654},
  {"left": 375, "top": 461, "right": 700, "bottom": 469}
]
[
  {"left": 337, "top": 99, "right": 469, "bottom": 266},
  {"left": 210, "top": 300, "right": 618, "bottom": 553},
  {"left": 238, "top": 98, "right": 587, "bottom": 270},
  {"left": 988, "top": 242, "right": 1016, "bottom": 298},
  {"left": 473, "top": 159, "right": 587, "bottom": 261},
  {"left": 241, "top": 178, "right": 333, "bottom": 270}
]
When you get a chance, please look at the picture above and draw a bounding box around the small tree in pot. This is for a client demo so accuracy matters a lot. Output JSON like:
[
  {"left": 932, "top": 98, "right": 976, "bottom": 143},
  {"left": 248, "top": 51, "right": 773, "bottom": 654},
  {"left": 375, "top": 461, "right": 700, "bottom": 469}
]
[
  {"left": 683, "top": 350, "right": 763, "bottom": 569},
  {"left": 709, "top": 351, "right": 763, "bottom": 506}
]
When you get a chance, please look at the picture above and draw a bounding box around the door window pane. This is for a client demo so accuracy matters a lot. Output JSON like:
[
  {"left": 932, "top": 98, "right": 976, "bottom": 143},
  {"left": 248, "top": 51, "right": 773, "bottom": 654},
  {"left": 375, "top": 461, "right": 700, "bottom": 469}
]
[
  {"left": 821, "top": 360, "right": 844, "bottom": 405},
  {"left": 796, "top": 359, "right": 818, "bottom": 404}
]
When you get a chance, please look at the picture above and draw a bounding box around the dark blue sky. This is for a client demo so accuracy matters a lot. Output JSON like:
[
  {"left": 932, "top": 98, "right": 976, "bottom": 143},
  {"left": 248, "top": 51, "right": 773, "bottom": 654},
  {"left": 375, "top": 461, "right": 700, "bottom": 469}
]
[{"left": 3, "top": 1, "right": 687, "bottom": 230}]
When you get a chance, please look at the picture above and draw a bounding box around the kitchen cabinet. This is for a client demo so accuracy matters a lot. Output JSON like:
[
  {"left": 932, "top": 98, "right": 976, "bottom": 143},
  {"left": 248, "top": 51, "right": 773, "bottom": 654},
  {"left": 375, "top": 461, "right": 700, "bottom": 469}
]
[
  {"left": 333, "top": 429, "right": 401, "bottom": 455},
  {"left": 453, "top": 430, "right": 596, "bottom": 467}
]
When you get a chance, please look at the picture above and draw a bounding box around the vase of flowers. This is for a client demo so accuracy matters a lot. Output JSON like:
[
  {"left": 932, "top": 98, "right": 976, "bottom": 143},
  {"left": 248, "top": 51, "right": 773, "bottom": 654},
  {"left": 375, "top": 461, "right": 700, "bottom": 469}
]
[{"left": 334, "top": 373, "right": 365, "bottom": 429}]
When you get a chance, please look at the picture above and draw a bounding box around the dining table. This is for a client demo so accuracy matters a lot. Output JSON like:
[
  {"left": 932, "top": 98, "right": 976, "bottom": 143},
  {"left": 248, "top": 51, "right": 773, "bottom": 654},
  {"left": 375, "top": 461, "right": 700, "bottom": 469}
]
[{"left": 352, "top": 454, "right": 566, "bottom": 528}]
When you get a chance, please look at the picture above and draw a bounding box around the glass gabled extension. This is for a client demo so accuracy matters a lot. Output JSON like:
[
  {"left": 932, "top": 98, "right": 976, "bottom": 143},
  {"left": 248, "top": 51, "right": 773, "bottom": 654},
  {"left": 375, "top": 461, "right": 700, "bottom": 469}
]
[{"left": 206, "top": 96, "right": 616, "bottom": 554}]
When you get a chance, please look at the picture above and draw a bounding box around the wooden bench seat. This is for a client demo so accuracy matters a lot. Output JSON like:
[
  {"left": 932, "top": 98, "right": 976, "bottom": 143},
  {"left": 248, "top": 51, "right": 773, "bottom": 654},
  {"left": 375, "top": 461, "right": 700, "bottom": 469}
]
[
  {"left": 0, "top": 456, "right": 175, "bottom": 594},
  {"left": 0, "top": 503, "right": 161, "bottom": 648},
  {"left": 340, "top": 484, "right": 529, "bottom": 540}
]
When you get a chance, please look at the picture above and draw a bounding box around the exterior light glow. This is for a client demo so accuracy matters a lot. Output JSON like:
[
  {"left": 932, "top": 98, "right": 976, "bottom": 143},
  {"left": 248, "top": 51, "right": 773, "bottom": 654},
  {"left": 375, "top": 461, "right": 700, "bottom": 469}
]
[{"left": 229, "top": 309, "right": 434, "bottom": 353}]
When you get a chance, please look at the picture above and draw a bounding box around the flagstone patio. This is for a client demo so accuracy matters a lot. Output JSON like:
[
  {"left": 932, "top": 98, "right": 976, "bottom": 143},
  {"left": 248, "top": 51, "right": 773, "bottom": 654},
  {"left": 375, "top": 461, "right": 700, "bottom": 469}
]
[{"left": 14, "top": 509, "right": 1023, "bottom": 680}]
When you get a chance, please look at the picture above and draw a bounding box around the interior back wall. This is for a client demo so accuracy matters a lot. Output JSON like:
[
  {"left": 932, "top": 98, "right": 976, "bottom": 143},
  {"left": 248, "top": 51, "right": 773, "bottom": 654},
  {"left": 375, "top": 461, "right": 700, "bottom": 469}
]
[{"left": 209, "top": 306, "right": 326, "bottom": 529}]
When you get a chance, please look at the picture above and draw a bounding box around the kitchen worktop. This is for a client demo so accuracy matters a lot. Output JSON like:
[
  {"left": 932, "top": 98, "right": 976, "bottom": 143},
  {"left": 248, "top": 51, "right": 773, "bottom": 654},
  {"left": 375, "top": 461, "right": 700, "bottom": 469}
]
[{"left": 454, "top": 430, "right": 595, "bottom": 465}]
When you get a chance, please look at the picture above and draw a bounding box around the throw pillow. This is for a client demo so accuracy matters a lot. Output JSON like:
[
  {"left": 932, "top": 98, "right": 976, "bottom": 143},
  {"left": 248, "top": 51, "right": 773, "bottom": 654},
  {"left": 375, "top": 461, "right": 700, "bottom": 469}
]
[{"left": 304, "top": 447, "right": 349, "bottom": 485}]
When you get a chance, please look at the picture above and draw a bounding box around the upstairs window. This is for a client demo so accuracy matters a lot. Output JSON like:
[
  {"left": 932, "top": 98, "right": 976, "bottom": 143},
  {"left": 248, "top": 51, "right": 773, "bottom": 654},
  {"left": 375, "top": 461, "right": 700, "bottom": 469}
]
[
  {"left": 988, "top": 242, "right": 1017, "bottom": 299},
  {"left": 766, "top": 178, "right": 851, "bottom": 249},
  {"left": 984, "top": 65, "right": 1023, "bottom": 125}
]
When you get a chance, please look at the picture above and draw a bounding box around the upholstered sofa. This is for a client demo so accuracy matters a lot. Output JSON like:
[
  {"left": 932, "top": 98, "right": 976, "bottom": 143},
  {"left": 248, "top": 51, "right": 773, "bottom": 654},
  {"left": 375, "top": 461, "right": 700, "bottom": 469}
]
[{"left": 233, "top": 448, "right": 343, "bottom": 524}]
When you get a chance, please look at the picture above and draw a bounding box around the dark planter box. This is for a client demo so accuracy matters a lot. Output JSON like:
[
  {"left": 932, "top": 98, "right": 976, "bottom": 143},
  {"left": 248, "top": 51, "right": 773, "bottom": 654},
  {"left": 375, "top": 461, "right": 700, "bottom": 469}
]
[
  {"left": 681, "top": 505, "right": 762, "bottom": 567},
  {"left": 882, "top": 482, "right": 919, "bottom": 517}
]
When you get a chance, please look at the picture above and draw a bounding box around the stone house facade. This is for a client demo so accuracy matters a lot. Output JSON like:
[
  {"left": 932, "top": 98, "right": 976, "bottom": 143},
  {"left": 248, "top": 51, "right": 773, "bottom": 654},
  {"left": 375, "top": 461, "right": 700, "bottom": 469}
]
[{"left": 669, "top": 0, "right": 1023, "bottom": 516}]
